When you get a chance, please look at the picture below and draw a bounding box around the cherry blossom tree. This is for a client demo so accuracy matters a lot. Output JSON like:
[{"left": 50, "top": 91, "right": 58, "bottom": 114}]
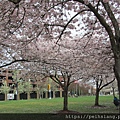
[
  {"left": 83, "top": 34, "right": 116, "bottom": 106},
  {"left": 19, "top": 34, "right": 115, "bottom": 110},
  {"left": 12, "top": 69, "right": 24, "bottom": 100},
  {"left": 41, "top": 0, "right": 120, "bottom": 99},
  {"left": 93, "top": 75, "right": 115, "bottom": 106},
  {"left": 19, "top": 37, "right": 88, "bottom": 111},
  {"left": 49, "top": 0, "right": 120, "bottom": 99},
  {"left": 0, "top": 0, "right": 119, "bottom": 111},
  {"left": 0, "top": 0, "right": 119, "bottom": 92}
]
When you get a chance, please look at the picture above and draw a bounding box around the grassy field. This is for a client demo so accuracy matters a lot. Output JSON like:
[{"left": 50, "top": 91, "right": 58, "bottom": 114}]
[{"left": 0, "top": 95, "right": 119, "bottom": 113}]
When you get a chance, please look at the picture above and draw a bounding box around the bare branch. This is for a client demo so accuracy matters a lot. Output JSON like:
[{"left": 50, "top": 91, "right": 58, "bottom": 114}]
[
  {"left": 0, "top": 59, "right": 29, "bottom": 68},
  {"left": 99, "top": 78, "right": 115, "bottom": 91}
]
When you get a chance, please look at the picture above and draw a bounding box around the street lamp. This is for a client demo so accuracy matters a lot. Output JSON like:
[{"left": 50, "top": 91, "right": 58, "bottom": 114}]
[{"left": 48, "top": 84, "right": 51, "bottom": 99}]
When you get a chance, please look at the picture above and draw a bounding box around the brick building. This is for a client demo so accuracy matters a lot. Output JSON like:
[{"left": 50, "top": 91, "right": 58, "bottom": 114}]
[{"left": 0, "top": 69, "right": 63, "bottom": 100}]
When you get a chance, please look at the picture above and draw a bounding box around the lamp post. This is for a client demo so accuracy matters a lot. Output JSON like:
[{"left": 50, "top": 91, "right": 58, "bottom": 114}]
[{"left": 48, "top": 84, "right": 51, "bottom": 99}]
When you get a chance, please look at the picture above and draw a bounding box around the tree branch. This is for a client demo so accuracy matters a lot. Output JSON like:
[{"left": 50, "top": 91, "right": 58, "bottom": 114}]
[
  {"left": 102, "top": 1, "right": 120, "bottom": 42},
  {"left": 8, "top": 0, "right": 21, "bottom": 4},
  {"left": 74, "top": 0, "right": 117, "bottom": 56},
  {"left": 0, "top": 59, "right": 29, "bottom": 68},
  {"left": 99, "top": 78, "right": 115, "bottom": 91},
  {"left": 56, "top": 9, "right": 90, "bottom": 44},
  {"left": 98, "top": 78, "right": 103, "bottom": 89}
]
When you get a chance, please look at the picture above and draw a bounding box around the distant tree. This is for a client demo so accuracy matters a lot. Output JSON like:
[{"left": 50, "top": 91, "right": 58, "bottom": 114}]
[
  {"left": 15, "top": 81, "right": 24, "bottom": 100},
  {"left": 50, "top": 79, "right": 58, "bottom": 98},
  {"left": 33, "top": 76, "right": 45, "bottom": 99},
  {"left": 23, "top": 81, "right": 33, "bottom": 100},
  {"left": 0, "top": 81, "right": 10, "bottom": 101},
  {"left": 12, "top": 70, "right": 24, "bottom": 100}
]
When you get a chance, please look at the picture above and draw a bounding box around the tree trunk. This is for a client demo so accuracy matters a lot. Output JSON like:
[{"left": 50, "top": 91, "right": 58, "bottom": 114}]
[
  {"left": 41, "top": 92, "right": 43, "bottom": 98},
  {"left": 37, "top": 91, "right": 39, "bottom": 99},
  {"left": 112, "top": 87, "right": 115, "bottom": 97},
  {"left": 45, "top": 91, "right": 48, "bottom": 98},
  {"left": 17, "top": 93, "right": 20, "bottom": 100},
  {"left": 63, "top": 87, "right": 68, "bottom": 111},
  {"left": 60, "top": 89, "right": 62, "bottom": 97},
  {"left": 114, "top": 58, "right": 120, "bottom": 100},
  {"left": 5, "top": 92, "right": 7, "bottom": 101},
  {"left": 27, "top": 92, "right": 30, "bottom": 100},
  {"left": 94, "top": 88, "right": 100, "bottom": 106},
  {"left": 53, "top": 91, "right": 55, "bottom": 98}
]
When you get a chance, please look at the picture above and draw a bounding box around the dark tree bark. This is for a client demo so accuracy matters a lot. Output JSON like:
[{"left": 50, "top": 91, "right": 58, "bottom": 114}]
[
  {"left": 94, "top": 80, "right": 100, "bottom": 106},
  {"left": 63, "top": 86, "right": 68, "bottom": 111},
  {"left": 8, "top": 0, "right": 21, "bottom": 4},
  {"left": 114, "top": 59, "right": 120, "bottom": 100},
  {"left": 95, "top": 88, "right": 100, "bottom": 106}
]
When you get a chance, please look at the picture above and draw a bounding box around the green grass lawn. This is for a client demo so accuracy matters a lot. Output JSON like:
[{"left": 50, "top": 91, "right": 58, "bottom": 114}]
[{"left": 0, "top": 95, "right": 119, "bottom": 113}]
